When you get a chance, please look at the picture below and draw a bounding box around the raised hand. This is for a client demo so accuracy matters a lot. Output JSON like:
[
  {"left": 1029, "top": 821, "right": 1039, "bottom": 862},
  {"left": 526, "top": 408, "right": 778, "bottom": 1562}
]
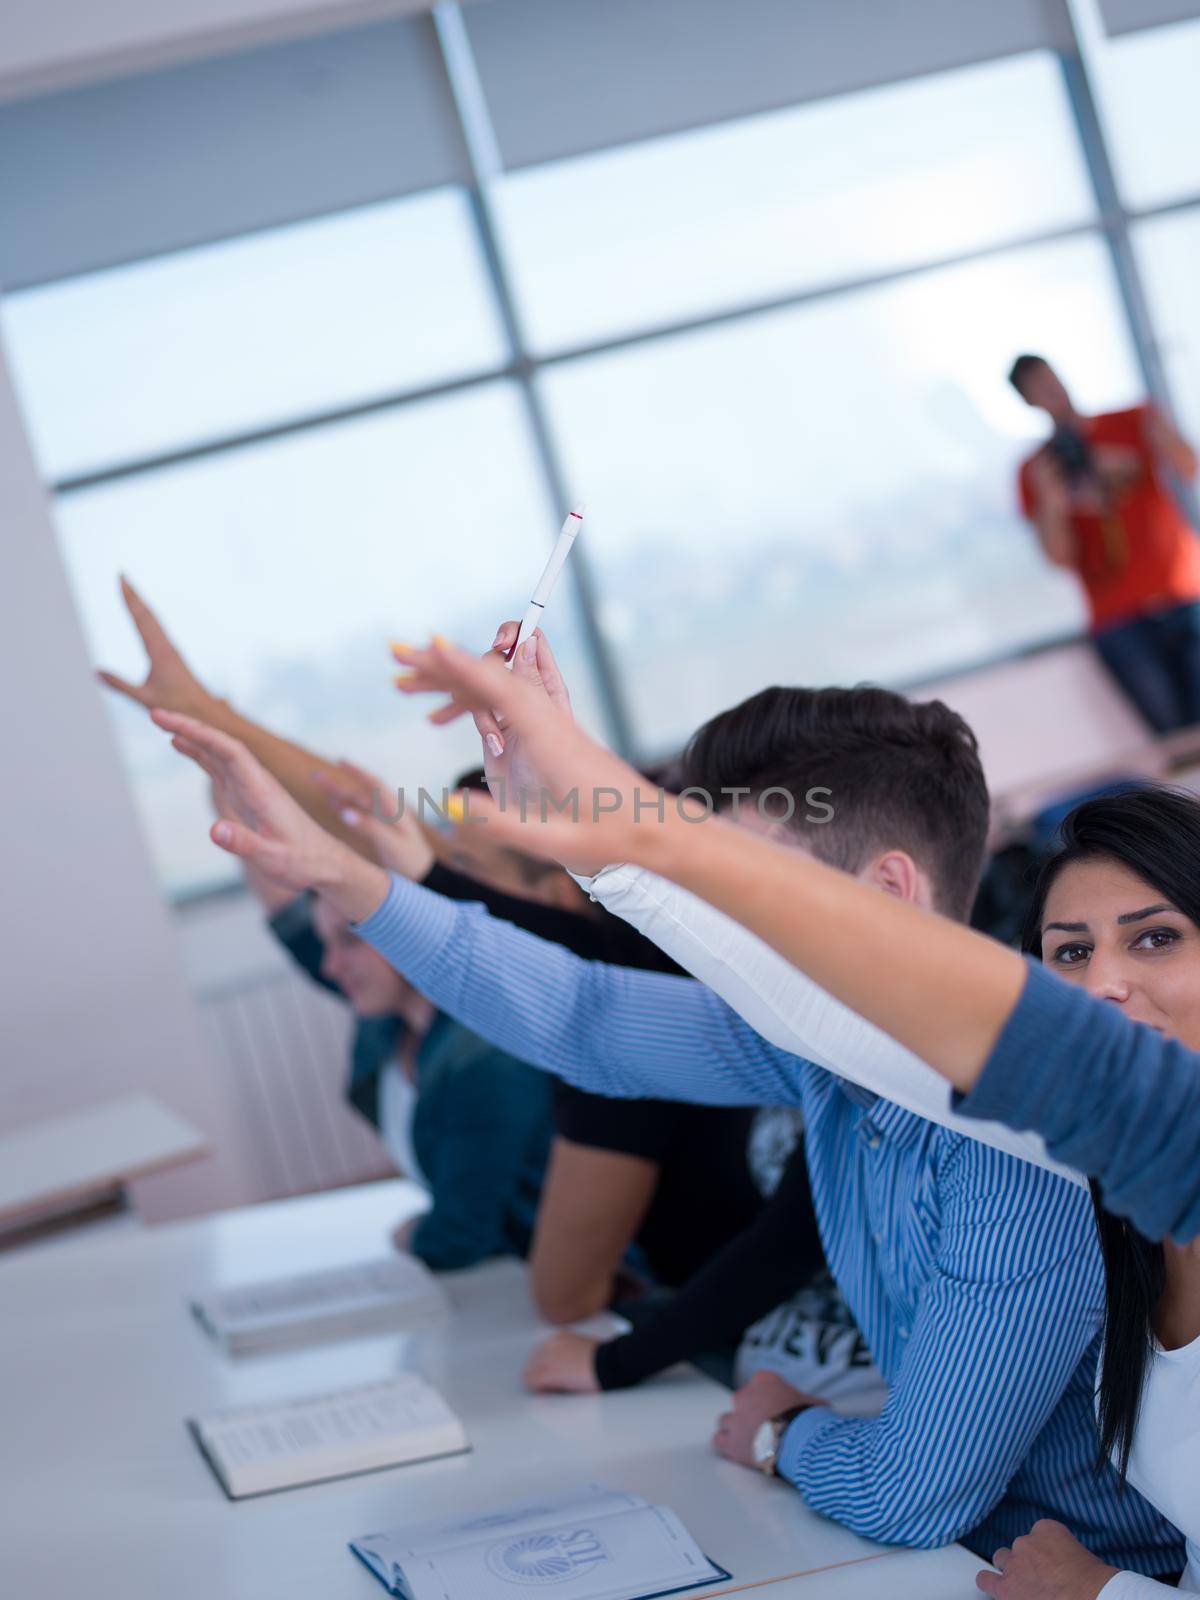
[
  {"left": 390, "top": 636, "right": 663, "bottom": 873},
  {"left": 394, "top": 623, "right": 572, "bottom": 811},
  {"left": 97, "top": 577, "right": 215, "bottom": 717},
  {"left": 310, "top": 759, "right": 436, "bottom": 881},
  {"left": 152, "top": 710, "right": 389, "bottom": 921},
  {"left": 481, "top": 622, "right": 573, "bottom": 808}
]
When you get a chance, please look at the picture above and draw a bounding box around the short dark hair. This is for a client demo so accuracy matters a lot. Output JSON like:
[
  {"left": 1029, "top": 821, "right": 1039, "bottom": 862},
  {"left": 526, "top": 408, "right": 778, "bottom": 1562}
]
[
  {"left": 678, "top": 685, "right": 989, "bottom": 921},
  {"left": 1007, "top": 353, "right": 1047, "bottom": 397}
]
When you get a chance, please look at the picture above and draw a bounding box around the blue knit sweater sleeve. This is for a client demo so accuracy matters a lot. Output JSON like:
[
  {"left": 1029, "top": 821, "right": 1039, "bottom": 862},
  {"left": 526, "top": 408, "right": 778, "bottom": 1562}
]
[{"left": 956, "top": 958, "right": 1200, "bottom": 1242}]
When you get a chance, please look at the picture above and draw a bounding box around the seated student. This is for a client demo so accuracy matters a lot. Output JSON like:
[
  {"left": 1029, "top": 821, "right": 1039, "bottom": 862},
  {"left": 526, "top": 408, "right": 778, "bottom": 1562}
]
[
  {"left": 101, "top": 584, "right": 764, "bottom": 1313},
  {"left": 245, "top": 865, "right": 552, "bottom": 1272},
  {"left": 153, "top": 680, "right": 1180, "bottom": 1577},
  {"left": 984, "top": 790, "right": 1199, "bottom": 1600}
]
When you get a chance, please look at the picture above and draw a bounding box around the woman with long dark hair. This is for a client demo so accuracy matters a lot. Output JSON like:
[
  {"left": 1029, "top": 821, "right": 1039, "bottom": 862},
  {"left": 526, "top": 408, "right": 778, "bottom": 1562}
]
[{"left": 999, "top": 789, "right": 1198, "bottom": 1597}]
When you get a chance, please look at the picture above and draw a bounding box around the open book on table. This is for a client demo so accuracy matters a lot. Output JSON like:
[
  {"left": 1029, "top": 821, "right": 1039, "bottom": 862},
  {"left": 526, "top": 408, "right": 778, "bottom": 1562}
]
[
  {"left": 188, "top": 1373, "right": 467, "bottom": 1498},
  {"left": 350, "top": 1482, "right": 730, "bottom": 1600}
]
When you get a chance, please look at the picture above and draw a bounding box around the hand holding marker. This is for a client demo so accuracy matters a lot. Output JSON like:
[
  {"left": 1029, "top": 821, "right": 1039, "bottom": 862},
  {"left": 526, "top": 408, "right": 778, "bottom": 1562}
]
[
  {"left": 390, "top": 504, "right": 584, "bottom": 786},
  {"left": 505, "top": 504, "right": 585, "bottom": 666}
]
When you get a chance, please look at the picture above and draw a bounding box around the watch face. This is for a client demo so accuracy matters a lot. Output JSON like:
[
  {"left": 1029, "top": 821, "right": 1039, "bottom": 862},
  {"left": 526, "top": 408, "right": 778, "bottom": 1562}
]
[{"left": 752, "top": 1419, "right": 776, "bottom": 1468}]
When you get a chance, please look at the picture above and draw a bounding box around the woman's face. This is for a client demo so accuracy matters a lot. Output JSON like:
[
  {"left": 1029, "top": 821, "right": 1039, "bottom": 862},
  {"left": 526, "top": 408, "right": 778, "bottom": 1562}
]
[{"left": 1039, "top": 855, "right": 1200, "bottom": 1050}]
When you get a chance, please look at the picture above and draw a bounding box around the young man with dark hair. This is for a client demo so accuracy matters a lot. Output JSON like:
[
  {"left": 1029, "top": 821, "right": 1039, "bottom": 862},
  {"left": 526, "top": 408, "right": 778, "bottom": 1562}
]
[
  {"left": 1010, "top": 352, "right": 1200, "bottom": 731},
  {"left": 679, "top": 683, "right": 988, "bottom": 919},
  {"left": 161, "top": 654, "right": 1181, "bottom": 1579}
]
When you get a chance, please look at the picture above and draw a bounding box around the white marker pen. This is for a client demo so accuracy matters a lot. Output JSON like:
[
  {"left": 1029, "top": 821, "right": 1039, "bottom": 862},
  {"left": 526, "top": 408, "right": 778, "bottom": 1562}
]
[{"left": 505, "top": 503, "right": 585, "bottom": 666}]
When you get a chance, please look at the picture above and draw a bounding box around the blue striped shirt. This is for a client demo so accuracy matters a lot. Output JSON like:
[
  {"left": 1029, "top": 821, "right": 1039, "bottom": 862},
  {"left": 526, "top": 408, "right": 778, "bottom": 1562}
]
[{"left": 357, "top": 876, "right": 1182, "bottom": 1570}]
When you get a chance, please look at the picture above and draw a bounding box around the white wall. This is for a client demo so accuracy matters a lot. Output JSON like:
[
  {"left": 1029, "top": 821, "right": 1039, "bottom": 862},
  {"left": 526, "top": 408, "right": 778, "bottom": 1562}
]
[
  {"left": 917, "top": 640, "right": 1156, "bottom": 818},
  {"left": 0, "top": 338, "right": 257, "bottom": 1221}
]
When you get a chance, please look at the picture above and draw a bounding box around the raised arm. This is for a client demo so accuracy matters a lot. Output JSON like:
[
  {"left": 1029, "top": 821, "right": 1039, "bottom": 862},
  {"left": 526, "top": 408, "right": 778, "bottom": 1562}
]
[
  {"left": 353, "top": 873, "right": 804, "bottom": 1108},
  {"left": 578, "top": 863, "right": 1078, "bottom": 1184},
  {"left": 390, "top": 637, "right": 1028, "bottom": 1079},
  {"left": 154, "top": 711, "right": 812, "bottom": 1111},
  {"left": 99, "top": 578, "right": 425, "bottom": 857},
  {"left": 391, "top": 638, "right": 1200, "bottom": 1241}
]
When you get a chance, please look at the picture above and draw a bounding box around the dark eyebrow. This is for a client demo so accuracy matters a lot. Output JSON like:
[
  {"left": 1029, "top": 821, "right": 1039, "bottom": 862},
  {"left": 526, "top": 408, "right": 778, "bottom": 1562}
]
[
  {"left": 1043, "top": 921, "right": 1088, "bottom": 935},
  {"left": 1116, "top": 904, "right": 1174, "bottom": 925}
]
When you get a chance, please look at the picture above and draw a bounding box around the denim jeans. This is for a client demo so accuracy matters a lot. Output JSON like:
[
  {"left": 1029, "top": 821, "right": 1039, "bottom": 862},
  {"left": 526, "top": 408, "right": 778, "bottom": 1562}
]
[{"left": 1094, "top": 600, "right": 1200, "bottom": 733}]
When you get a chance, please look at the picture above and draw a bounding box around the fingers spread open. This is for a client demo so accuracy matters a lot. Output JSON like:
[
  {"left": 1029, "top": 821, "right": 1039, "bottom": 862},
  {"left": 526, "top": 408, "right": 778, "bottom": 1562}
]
[
  {"left": 210, "top": 818, "right": 268, "bottom": 861},
  {"left": 394, "top": 638, "right": 520, "bottom": 716},
  {"left": 312, "top": 765, "right": 376, "bottom": 813},
  {"left": 96, "top": 668, "right": 149, "bottom": 705},
  {"left": 151, "top": 708, "right": 244, "bottom": 766},
  {"left": 428, "top": 699, "right": 471, "bottom": 727},
  {"left": 170, "top": 734, "right": 218, "bottom": 775},
  {"left": 120, "top": 575, "right": 175, "bottom": 659}
]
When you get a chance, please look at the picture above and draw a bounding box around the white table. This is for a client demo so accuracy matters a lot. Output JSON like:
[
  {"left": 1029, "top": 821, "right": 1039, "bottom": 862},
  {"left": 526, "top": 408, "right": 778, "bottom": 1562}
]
[
  {"left": 0, "top": 1180, "right": 985, "bottom": 1599},
  {"left": 0, "top": 1092, "right": 208, "bottom": 1236}
]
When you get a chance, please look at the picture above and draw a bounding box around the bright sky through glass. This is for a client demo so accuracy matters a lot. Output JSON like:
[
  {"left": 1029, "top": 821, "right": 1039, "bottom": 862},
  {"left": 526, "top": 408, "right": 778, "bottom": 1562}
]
[
  {"left": 1083, "top": 6, "right": 1200, "bottom": 210},
  {"left": 491, "top": 53, "right": 1095, "bottom": 353},
  {"left": 541, "top": 236, "right": 1140, "bottom": 748},
  {"left": 1, "top": 188, "right": 509, "bottom": 482},
  {"left": 56, "top": 382, "right": 604, "bottom": 894}
]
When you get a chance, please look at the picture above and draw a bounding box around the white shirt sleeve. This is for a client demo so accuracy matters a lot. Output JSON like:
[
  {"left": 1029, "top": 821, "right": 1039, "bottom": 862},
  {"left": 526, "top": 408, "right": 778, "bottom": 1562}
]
[
  {"left": 1098, "top": 1572, "right": 1190, "bottom": 1598},
  {"left": 578, "top": 863, "right": 1084, "bottom": 1186}
]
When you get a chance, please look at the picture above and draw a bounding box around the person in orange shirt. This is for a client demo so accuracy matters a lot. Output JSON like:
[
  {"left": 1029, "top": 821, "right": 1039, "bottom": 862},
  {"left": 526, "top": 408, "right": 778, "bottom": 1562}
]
[{"left": 1011, "top": 353, "right": 1200, "bottom": 732}]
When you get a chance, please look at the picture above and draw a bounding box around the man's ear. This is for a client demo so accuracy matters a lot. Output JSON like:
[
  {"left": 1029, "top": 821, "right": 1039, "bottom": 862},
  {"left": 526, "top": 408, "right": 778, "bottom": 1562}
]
[{"left": 864, "top": 849, "right": 931, "bottom": 908}]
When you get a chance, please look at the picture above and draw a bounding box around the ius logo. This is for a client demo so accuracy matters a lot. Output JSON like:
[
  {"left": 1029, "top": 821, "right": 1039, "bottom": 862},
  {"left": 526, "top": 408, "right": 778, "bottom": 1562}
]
[{"left": 485, "top": 1528, "right": 612, "bottom": 1586}]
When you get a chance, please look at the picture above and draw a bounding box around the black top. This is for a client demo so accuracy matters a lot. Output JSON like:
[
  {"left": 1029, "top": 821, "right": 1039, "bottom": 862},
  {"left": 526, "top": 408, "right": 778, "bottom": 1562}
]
[
  {"left": 553, "top": 1082, "right": 762, "bottom": 1289},
  {"left": 594, "top": 1142, "right": 823, "bottom": 1390},
  {"left": 422, "top": 863, "right": 685, "bottom": 974},
  {"left": 422, "top": 862, "right": 763, "bottom": 1286}
]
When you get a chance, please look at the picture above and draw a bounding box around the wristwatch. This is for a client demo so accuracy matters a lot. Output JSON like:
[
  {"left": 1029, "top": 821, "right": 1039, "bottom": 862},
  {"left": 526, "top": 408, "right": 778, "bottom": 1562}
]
[{"left": 752, "top": 1404, "right": 807, "bottom": 1477}]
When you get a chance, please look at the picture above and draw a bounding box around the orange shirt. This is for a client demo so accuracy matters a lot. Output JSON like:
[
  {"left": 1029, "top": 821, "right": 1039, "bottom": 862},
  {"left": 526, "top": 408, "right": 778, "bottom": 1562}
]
[{"left": 1019, "top": 405, "right": 1200, "bottom": 632}]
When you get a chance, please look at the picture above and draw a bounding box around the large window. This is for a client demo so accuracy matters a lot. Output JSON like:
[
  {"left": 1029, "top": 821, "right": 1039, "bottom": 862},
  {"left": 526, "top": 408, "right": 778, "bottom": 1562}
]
[
  {"left": 491, "top": 54, "right": 1093, "bottom": 353},
  {"left": 54, "top": 383, "right": 606, "bottom": 896},
  {"left": 1134, "top": 210, "right": 1200, "bottom": 446},
  {"left": 2, "top": 190, "right": 508, "bottom": 481},
  {"left": 540, "top": 237, "right": 1137, "bottom": 750},
  {"left": 3, "top": 7, "right": 1193, "bottom": 897},
  {"left": 1086, "top": 11, "right": 1200, "bottom": 210}
]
